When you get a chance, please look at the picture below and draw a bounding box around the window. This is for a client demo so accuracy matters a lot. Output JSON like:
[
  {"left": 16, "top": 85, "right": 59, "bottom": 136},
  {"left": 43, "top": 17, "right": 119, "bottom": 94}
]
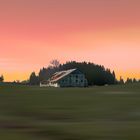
[{"left": 81, "top": 80, "right": 83, "bottom": 83}]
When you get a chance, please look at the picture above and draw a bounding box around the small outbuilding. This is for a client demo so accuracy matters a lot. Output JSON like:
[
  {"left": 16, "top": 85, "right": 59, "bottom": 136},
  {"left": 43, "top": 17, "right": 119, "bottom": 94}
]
[{"left": 40, "top": 69, "right": 88, "bottom": 87}]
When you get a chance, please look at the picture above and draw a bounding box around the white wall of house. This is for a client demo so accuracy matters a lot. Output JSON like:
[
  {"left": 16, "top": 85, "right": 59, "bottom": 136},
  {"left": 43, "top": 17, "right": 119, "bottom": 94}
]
[{"left": 40, "top": 82, "right": 60, "bottom": 87}]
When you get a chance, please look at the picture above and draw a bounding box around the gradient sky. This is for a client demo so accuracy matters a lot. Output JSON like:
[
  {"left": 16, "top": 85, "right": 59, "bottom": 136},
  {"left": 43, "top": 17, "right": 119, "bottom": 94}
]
[{"left": 0, "top": 0, "right": 140, "bottom": 81}]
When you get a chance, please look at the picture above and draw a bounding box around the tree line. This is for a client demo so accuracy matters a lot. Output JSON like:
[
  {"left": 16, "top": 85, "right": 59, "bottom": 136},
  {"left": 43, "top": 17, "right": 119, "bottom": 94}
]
[
  {"left": 1, "top": 60, "right": 140, "bottom": 86},
  {"left": 119, "top": 77, "right": 140, "bottom": 85},
  {"left": 29, "top": 60, "right": 118, "bottom": 86},
  {"left": 28, "top": 60, "right": 140, "bottom": 86}
]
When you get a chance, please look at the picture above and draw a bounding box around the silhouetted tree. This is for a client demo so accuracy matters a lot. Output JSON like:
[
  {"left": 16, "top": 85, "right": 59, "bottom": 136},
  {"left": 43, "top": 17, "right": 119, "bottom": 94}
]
[
  {"left": 29, "top": 72, "right": 39, "bottom": 85},
  {"left": 125, "top": 78, "right": 133, "bottom": 84},
  {"left": 50, "top": 59, "right": 60, "bottom": 68},
  {"left": 112, "top": 71, "right": 118, "bottom": 84},
  {"left": 119, "top": 76, "right": 124, "bottom": 84},
  {"left": 132, "top": 78, "right": 137, "bottom": 83},
  {"left": 0, "top": 75, "right": 4, "bottom": 82},
  {"left": 39, "top": 67, "right": 48, "bottom": 81}
]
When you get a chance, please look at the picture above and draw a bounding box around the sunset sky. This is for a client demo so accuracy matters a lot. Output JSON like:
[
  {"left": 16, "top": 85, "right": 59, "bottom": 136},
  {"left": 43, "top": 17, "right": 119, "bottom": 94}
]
[{"left": 0, "top": 0, "right": 140, "bottom": 81}]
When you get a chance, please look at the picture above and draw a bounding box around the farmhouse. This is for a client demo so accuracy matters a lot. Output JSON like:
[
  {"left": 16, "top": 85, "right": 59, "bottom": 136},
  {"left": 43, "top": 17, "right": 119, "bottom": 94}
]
[{"left": 40, "top": 69, "right": 88, "bottom": 87}]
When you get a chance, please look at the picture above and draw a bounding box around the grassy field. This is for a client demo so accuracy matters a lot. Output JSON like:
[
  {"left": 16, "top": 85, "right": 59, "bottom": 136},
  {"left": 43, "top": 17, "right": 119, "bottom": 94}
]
[{"left": 0, "top": 83, "right": 140, "bottom": 140}]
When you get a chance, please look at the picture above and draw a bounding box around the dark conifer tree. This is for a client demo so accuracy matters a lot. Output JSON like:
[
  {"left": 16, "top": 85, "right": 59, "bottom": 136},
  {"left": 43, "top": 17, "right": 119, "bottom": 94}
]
[
  {"left": 119, "top": 76, "right": 124, "bottom": 84},
  {"left": 0, "top": 75, "right": 4, "bottom": 82},
  {"left": 132, "top": 78, "right": 137, "bottom": 83},
  {"left": 29, "top": 72, "right": 39, "bottom": 85}
]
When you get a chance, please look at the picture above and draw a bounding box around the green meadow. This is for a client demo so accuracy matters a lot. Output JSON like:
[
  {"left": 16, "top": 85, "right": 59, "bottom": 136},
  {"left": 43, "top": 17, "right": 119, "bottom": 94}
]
[{"left": 0, "top": 84, "right": 140, "bottom": 140}]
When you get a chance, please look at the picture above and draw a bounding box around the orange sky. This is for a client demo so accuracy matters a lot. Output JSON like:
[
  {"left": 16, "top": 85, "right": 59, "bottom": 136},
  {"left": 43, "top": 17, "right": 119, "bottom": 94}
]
[{"left": 0, "top": 0, "right": 140, "bottom": 81}]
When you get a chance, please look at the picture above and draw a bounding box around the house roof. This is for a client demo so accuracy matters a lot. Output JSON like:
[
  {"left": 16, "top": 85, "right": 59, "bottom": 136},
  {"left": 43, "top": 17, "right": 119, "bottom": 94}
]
[{"left": 49, "top": 69, "right": 77, "bottom": 82}]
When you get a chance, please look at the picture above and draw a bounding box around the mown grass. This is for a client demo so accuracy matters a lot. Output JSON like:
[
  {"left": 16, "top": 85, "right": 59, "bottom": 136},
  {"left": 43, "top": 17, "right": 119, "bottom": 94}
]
[{"left": 0, "top": 83, "right": 140, "bottom": 140}]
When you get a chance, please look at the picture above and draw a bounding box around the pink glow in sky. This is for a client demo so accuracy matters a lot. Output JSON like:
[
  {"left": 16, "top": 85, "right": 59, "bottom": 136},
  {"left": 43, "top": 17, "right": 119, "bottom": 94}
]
[{"left": 0, "top": 0, "right": 140, "bottom": 81}]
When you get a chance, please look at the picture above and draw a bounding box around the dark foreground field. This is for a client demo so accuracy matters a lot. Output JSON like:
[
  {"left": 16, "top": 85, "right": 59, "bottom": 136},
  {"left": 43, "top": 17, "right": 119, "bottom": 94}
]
[{"left": 0, "top": 84, "right": 140, "bottom": 140}]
